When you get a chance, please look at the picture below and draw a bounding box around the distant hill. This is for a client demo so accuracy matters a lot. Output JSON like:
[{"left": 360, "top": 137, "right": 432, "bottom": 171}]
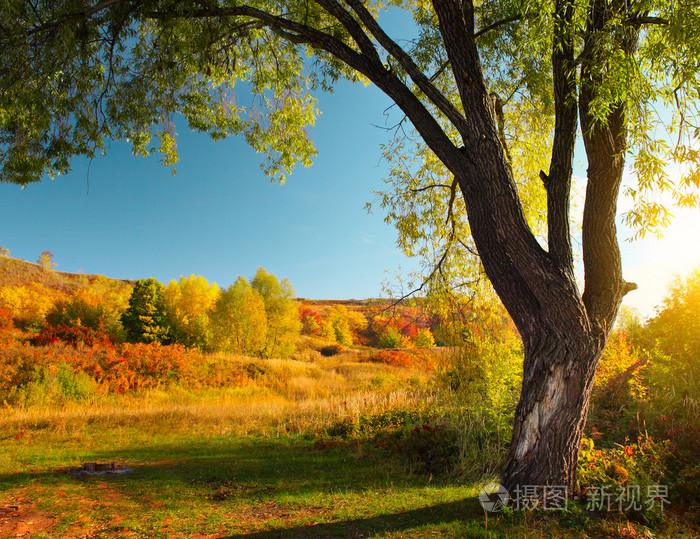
[
  {"left": 0, "top": 254, "right": 133, "bottom": 292},
  {"left": 0, "top": 254, "right": 422, "bottom": 321}
]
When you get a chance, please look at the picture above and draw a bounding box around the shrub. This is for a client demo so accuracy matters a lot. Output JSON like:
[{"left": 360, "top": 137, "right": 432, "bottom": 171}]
[
  {"left": 377, "top": 326, "right": 404, "bottom": 348},
  {"left": 10, "top": 362, "right": 98, "bottom": 408},
  {"left": 325, "top": 408, "right": 425, "bottom": 439},
  {"left": 577, "top": 436, "right": 671, "bottom": 525},
  {"left": 378, "top": 422, "right": 460, "bottom": 476},
  {"left": 371, "top": 350, "right": 413, "bottom": 367},
  {"left": 46, "top": 297, "right": 125, "bottom": 341},
  {"left": 588, "top": 331, "right": 648, "bottom": 440},
  {"left": 34, "top": 324, "right": 112, "bottom": 348},
  {"left": 0, "top": 307, "right": 12, "bottom": 330},
  {"left": 320, "top": 344, "right": 341, "bottom": 357},
  {"left": 325, "top": 408, "right": 459, "bottom": 476},
  {"left": 300, "top": 307, "right": 322, "bottom": 336}
]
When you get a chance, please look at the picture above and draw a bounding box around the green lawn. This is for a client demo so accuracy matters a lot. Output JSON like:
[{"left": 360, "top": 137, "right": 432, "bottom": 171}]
[
  {"left": 2, "top": 414, "right": 696, "bottom": 538},
  {"left": 1, "top": 418, "right": 490, "bottom": 538}
]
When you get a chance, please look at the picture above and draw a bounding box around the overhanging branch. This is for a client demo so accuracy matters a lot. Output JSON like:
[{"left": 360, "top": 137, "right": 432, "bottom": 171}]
[{"left": 344, "top": 0, "right": 469, "bottom": 136}]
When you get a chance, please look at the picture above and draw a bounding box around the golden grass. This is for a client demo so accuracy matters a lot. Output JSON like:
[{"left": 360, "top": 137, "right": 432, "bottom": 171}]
[{"left": 0, "top": 350, "right": 434, "bottom": 438}]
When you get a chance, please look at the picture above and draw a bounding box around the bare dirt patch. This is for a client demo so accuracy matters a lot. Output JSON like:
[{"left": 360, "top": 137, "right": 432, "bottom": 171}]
[
  {"left": 236, "top": 501, "right": 328, "bottom": 526},
  {"left": 0, "top": 504, "right": 54, "bottom": 538}
]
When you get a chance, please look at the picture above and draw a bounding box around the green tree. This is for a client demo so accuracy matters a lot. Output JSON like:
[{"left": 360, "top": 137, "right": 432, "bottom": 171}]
[
  {"left": 121, "top": 278, "right": 170, "bottom": 344},
  {"left": 3, "top": 0, "right": 700, "bottom": 491},
  {"left": 163, "top": 274, "right": 220, "bottom": 350},
  {"left": 251, "top": 268, "right": 300, "bottom": 358},
  {"left": 210, "top": 276, "right": 268, "bottom": 356}
]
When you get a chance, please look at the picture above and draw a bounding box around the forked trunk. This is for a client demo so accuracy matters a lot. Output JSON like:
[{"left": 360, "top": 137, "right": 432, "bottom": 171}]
[{"left": 501, "top": 329, "right": 605, "bottom": 494}]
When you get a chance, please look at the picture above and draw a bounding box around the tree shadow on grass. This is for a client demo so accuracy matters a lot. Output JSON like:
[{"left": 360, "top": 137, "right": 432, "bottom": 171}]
[
  {"left": 222, "top": 498, "right": 482, "bottom": 538},
  {"left": 0, "top": 436, "right": 485, "bottom": 537}
]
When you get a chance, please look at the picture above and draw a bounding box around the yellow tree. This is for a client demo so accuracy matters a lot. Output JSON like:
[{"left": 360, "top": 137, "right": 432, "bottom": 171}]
[
  {"left": 163, "top": 275, "right": 220, "bottom": 350},
  {"left": 210, "top": 276, "right": 267, "bottom": 356},
  {"left": 251, "top": 268, "right": 300, "bottom": 358}
]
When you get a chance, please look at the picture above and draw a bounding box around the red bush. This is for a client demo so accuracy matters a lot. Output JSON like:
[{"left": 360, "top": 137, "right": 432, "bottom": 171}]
[
  {"left": 0, "top": 307, "right": 12, "bottom": 329},
  {"left": 34, "top": 324, "right": 112, "bottom": 348},
  {"left": 372, "top": 350, "right": 414, "bottom": 368},
  {"left": 300, "top": 307, "right": 322, "bottom": 336}
]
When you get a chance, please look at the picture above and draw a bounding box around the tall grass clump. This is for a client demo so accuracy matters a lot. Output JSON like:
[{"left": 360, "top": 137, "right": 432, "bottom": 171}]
[{"left": 435, "top": 336, "right": 523, "bottom": 478}]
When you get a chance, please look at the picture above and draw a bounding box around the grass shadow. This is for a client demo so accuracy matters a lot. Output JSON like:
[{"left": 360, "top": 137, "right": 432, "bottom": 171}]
[
  {"left": 0, "top": 435, "right": 485, "bottom": 537},
  {"left": 222, "top": 498, "right": 481, "bottom": 538}
]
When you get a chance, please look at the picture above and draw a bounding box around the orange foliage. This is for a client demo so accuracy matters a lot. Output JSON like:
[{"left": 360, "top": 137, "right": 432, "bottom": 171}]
[
  {"left": 370, "top": 349, "right": 437, "bottom": 370},
  {"left": 595, "top": 331, "right": 647, "bottom": 399},
  {"left": 0, "top": 337, "right": 252, "bottom": 399}
]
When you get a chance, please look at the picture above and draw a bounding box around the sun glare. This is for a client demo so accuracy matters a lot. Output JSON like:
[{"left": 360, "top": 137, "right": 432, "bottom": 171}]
[{"left": 621, "top": 208, "right": 700, "bottom": 318}]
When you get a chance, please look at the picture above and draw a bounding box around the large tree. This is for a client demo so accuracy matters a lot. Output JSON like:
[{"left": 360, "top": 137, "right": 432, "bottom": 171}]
[{"left": 1, "top": 0, "right": 698, "bottom": 492}]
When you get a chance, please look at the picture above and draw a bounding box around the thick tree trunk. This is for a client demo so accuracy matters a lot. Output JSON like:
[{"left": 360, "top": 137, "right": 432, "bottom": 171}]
[{"left": 501, "top": 329, "right": 604, "bottom": 493}]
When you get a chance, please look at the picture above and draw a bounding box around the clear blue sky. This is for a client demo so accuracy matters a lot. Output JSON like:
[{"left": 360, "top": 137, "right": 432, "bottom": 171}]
[{"left": 0, "top": 79, "right": 419, "bottom": 299}]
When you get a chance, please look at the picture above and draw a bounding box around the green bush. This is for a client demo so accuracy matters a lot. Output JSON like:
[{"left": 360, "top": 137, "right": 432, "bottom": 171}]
[
  {"left": 377, "top": 327, "right": 403, "bottom": 348},
  {"left": 376, "top": 422, "right": 460, "bottom": 476},
  {"left": 324, "top": 408, "right": 460, "bottom": 476},
  {"left": 46, "top": 297, "right": 125, "bottom": 341},
  {"left": 8, "top": 362, "right": 98, "bottom": 408}
]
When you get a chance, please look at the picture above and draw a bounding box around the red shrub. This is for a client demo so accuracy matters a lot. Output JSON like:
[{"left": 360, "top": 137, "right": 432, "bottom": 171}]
[
  {"left": 34, "top": 324, "right": 112, "bottom": 348},
  {"left": 300, "top": 307, "right": 322, "bottom": 336},
  {"left": 372, "top": 350, "right": 414, "bottom": 368},
  {"left": 0, "top": 307, "right": 12, "bottom": 329}
]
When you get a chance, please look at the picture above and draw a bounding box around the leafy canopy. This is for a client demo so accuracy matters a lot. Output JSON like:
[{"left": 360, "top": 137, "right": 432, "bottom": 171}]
[
  {"left": 210, "top": 275, "right": 268, "bottom": 356},
  {"left": 3, "top": 1, "right": 697, "bottom": 214},
  {"left": 251, "top": 267, "right": 300, "bottom": 358}
]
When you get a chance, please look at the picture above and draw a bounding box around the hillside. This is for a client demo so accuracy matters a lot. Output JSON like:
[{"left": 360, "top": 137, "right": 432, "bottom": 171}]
[
  {"left": 0, "top": 253, "right": 133, "bottom": 291},
  {"left": 0, "top": 253, "right": 434, "bottom": 339}
]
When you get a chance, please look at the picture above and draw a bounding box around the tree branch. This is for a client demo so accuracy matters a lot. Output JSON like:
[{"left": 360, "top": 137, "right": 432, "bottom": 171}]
[
  {"left": 427, "top": 12, "right": 521, "bottom": 83},
  {"left": 139, "top": 2, "right": 468, "bottom": 174},
  {"left": 545, "top": 0, "right": 577, "bottom": 272},
  {"left": 313, "top": 0, "right": 381, "bottom": 63},
  {"left": 344, "top": 0, "right": 469, "bottom": 136},
  {"left": 409, "top": 183, "right": 452, "bottom": 194},
  {"left": 24, "top": 0, "right": 141, "bottom": 37},
  {"left": 580, "top": 0, "right": 639, "bottom": 328},
  {"left": 431, "top": 0, "right": 488, "bottom": 113}
]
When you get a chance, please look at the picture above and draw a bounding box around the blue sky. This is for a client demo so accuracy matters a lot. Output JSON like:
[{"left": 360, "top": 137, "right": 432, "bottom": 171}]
[{"left": 0, "top": 79, "right": 419, "bottom": 299}]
